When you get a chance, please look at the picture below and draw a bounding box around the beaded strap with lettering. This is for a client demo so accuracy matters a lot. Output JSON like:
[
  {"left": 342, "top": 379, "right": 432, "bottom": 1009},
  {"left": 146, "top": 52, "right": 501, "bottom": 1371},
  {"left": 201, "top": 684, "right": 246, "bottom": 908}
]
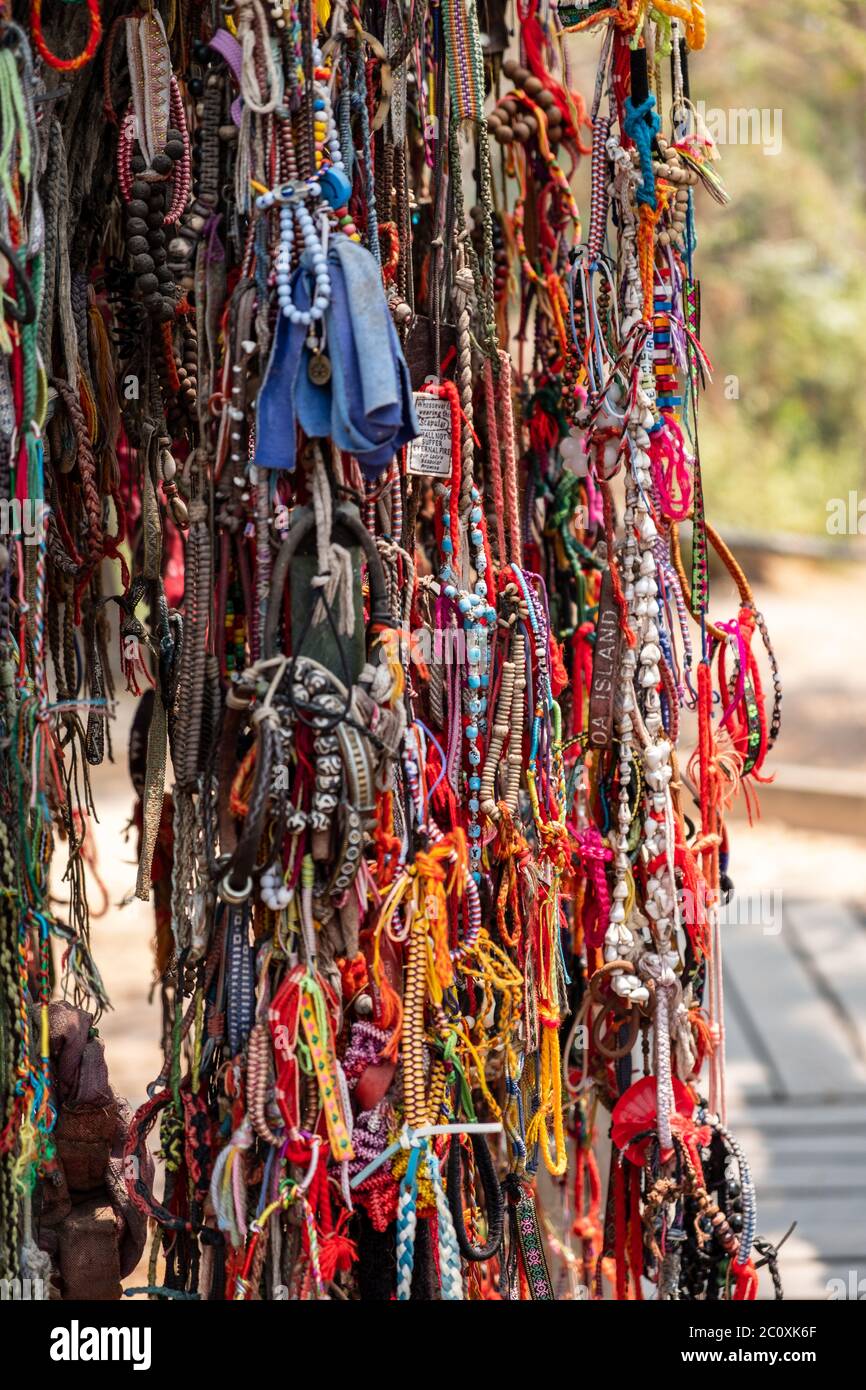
[{"left": 225, "top": 902, "right": 255, "bottom": 1057}]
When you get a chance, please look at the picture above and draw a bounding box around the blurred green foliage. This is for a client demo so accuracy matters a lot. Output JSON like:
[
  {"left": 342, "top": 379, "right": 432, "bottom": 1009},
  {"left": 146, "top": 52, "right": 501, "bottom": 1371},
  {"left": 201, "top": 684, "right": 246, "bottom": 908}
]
[{"left": 691, "top": 1, "right": 866, "bottom": 533}]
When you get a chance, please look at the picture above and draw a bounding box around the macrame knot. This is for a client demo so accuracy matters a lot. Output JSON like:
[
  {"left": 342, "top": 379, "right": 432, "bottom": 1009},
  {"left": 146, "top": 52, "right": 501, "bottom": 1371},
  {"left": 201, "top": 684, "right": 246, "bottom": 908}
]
[
  {"left": 623, "top": 94, "right": 662, "bottom": 208},
  {"left": 454, "top": 266, "right": 474, "bottom": 295},
  {"left": 640, "top": 951, "right": 678, "bottom": 992}
]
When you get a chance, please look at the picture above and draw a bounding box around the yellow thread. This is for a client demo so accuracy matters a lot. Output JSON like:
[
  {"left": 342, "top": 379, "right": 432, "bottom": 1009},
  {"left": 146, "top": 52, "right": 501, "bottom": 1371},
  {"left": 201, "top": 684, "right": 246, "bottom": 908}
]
[{"left": 525, "top": 1025, "right": 568, "bottom": 1177}]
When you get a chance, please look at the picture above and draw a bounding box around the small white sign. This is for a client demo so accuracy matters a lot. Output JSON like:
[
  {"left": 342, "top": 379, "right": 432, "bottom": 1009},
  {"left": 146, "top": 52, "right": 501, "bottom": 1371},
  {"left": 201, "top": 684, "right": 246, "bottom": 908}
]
[{"left": 406, "top": 393, "right": 453, "bottom": 478}]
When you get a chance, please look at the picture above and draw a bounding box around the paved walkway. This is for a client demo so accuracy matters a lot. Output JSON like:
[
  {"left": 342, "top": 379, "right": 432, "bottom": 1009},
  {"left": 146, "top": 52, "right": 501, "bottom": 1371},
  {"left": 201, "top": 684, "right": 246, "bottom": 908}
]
[
  {"left": 722, "top": 832, "right": 866, "bottom": 1299},
  {"left": 710, "top": 551, "right": 866, "bottom": 1298}
]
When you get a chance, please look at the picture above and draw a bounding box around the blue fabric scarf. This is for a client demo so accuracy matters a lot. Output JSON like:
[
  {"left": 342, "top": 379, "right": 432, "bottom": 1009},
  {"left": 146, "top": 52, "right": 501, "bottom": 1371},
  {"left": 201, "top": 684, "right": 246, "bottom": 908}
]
[{"left": 256, "top": 236, "right": 419, "bottom": 477}]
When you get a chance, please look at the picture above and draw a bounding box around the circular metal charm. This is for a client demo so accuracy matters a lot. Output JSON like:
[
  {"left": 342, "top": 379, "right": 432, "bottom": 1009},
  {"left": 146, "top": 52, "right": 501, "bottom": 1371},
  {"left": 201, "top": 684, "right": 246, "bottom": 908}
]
[{"left": 308, "top": 351, "right": 332, "bottom": 385}]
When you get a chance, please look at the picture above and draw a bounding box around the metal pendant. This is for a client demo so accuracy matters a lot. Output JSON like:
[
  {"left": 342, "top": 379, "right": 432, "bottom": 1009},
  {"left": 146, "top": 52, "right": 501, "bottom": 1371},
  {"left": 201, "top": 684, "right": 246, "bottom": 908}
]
[{"left": 308, "top": 351, "right": 332, "bottom": 385}]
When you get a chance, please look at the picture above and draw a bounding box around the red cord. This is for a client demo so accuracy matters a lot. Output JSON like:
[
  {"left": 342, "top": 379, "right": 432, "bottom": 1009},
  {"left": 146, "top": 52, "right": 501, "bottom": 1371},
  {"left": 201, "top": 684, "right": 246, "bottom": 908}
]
[{"left": 31, "top": 0, "right": 103, "bottom": 72}]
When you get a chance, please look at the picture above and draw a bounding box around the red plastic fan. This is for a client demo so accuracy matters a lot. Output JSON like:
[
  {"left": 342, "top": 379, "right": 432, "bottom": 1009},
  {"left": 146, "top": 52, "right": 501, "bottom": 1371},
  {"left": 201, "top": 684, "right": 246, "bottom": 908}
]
[{"left": 611, "top": 1076, "right": 697, "bottom": 1164}]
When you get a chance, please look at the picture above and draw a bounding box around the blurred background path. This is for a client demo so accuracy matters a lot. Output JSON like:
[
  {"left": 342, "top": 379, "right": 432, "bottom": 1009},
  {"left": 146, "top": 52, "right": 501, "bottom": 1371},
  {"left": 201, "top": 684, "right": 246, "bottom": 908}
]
[{"left": 719, "top": 553, "right": 866, "bottom": 1299}]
